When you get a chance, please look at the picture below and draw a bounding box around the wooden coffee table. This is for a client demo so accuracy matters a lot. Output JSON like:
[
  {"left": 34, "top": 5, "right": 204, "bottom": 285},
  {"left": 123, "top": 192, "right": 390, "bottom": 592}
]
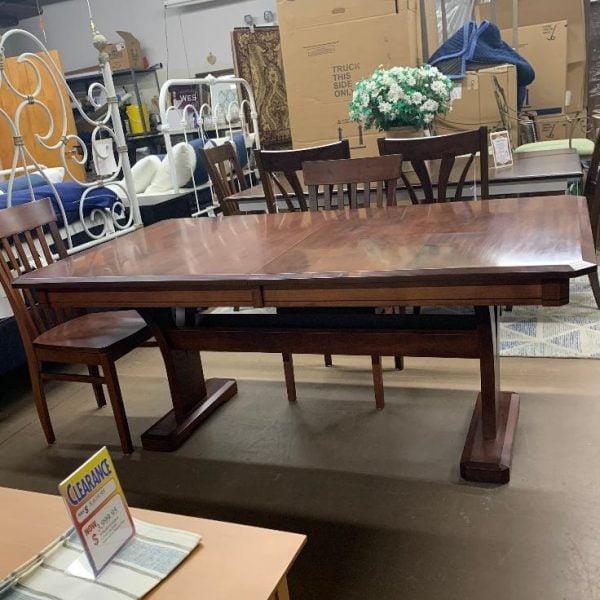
[
  {"left": 15, "top": 196, "right": 596, "bottom": 483},
  {"left": 0, "top": 486, "right": 305, "bottom": 599}
]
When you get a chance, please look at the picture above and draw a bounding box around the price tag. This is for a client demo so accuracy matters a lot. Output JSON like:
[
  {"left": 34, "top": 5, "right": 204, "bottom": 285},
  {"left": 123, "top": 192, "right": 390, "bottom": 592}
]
[
  {"left": 59, "top": 447, "right": 135, "bottom": 578},
  {"left": 490, "top": 130, "right": 513, "bottom": 169}
]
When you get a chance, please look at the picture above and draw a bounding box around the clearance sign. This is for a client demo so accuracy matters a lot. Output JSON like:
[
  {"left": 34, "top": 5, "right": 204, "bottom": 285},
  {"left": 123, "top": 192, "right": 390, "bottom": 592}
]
[{"left": 59, "top": 447, "right": 135, "bottom": 576}]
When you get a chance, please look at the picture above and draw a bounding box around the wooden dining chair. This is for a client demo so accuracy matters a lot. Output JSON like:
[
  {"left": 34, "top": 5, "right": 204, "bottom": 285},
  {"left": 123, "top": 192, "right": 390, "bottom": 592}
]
[
  {"left": 254, "top": 140, "right": 351, "bottom": 213},
  {"left": 0, "top": 199, "right": 152, "bottom": 453},
  {"left": 378, "top": 127, "right": 490, "bottom": 203},
  {"left": 200, "top": 142, "right": 248, "bottom": 216},
  {"left": 276, "top": 154, "right": 404, "bottom": 409},
  {"left": 254, "top": 140, "right": 352, "bottom": 367}
]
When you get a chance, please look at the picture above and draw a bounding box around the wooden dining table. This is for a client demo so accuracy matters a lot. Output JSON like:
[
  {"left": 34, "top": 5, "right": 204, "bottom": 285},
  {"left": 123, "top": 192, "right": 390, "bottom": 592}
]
[
  {"left": 232, "top": 147, "right": 584, "bottom": 212},
  {"left": 15, "top": 195, "right": 596, "bottom": 483}
]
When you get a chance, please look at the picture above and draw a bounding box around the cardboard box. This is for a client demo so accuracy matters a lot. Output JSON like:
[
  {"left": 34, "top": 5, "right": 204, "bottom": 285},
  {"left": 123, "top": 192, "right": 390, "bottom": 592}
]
[
  {"left": 435, "top": 64, "right": 519, "bottom": 147},
  {"left": 278, "top": 0, "right": 422, "bottom": 157},
  {"left": 535, "top": 111, "right": 588, "bottom": 142},
  {"left": 566, "top": 61, "right": 586, "bottom": 113},
  {"left": 105, "top": 31, "right": 146, "bottom": 72},
  {"left": 477, "top": 0, "right": 585, "bottom": 63},
  {"left": 477, "top": 0, "right": 586, "bottom": 111},
  {"left": 500, "top": 21, "right": 567, "bottom": 111}
]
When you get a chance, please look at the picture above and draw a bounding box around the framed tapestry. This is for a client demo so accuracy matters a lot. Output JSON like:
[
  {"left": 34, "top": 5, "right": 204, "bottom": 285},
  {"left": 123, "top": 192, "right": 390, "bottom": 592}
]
[{"left": 231, "top": 26, "right": 292, "bottom": 149}]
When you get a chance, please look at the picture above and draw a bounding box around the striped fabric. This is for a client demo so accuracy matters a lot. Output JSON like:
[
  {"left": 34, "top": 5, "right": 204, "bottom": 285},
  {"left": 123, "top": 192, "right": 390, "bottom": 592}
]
[{"left": 0, "top": 520, "right": 201, "bottom": 600}]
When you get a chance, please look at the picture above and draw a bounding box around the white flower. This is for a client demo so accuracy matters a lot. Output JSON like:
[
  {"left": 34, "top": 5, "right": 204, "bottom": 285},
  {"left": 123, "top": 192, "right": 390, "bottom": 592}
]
[
  {"left": 381, "top": 72, "right": 395, "bottom": 87},
  {"left": 424, "top": 113, "right": 435, "bottom": 124},
  {"left": 378, "top": 100, "right": 393, "bottom": 114},
  {"left": 388, "top": 83, "right": 405, "bottom": 103},
  {"left": 406, "top": 75, "right": 416, "bottom": 87},
  {"left": 411, "top": 92, "right": 424, "bottom": 105},
  {"left": 430, "top": 80, "right": 447, "bottom": 95},
  {"left": 421, "top": 99, "right": 439, "bottom": 112}
]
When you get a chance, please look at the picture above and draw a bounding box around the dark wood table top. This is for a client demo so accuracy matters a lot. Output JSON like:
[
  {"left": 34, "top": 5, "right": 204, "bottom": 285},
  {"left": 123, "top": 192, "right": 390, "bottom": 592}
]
[
  {"left": 16, "top": 196, "right": 595, "bottom": 299},
  {"left": 229, "top": 148, "right": 583, "bottom": 203}
]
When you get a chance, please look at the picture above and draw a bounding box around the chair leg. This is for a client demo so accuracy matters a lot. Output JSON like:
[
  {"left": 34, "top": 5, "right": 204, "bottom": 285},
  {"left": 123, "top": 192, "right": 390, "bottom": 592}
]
[
  {"left": 282, "top": 353, "right": 297, "bottom": 403},
  {"left": 371, "top": 355, "right": 385, "bottom": 410},
  {"left": 324, "top": 354, "right": 333, "bottom": 367},
  {"left": 393, "top": 307, "right": 405, "bottom": 371},
  {"left": 100, "top": 358, "right": 133, "bottom": 454},
  {"left": 590, "top": 271, "right": 600, "bottom": 310},
  {"left": 30, "top": 365, "right": 55, "bottom": 445},
  {"left": 88, "top": 365, "right": 106, "bottom": 408}
]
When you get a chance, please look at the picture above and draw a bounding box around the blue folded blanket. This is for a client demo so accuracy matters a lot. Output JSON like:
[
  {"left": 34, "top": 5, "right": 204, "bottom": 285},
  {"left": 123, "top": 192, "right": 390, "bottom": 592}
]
[
  {"left": 1, "top": 182, "right": 118, "bottom": 225},
  {"left": 428, "top": 20, "right": 535, "bottom": 109}
]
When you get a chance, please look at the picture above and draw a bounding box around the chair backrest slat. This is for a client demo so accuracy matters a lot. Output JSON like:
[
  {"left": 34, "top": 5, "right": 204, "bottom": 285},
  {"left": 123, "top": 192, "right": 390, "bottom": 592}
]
[
  {"left": 36, "top": 226, "right": 54, "bottom": 264},
  {"left": 302, "top": 155, "right": 403, "bottom": 212},
  {"left": 200, "top": 142, "right": 248, "bottom": 216},
  {"left": 254, "top": 140, "right": 351, "bottom": 213},
  {"left": 24, "top": 230, "right": 44, "bottom": 269},
  {"left": 0, "top": 199, "right": 69, "bottom": 346},
  {"left": 378, "top": 127, "right": 489, "bottom": 204}
]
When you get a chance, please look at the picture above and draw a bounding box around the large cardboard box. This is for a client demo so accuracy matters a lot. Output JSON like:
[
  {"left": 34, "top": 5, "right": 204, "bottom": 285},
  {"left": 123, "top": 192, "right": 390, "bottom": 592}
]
[
  {"left": 477, "top": 0, "right": 586, "bottom": 112},
  {"left": 500, "top": 21, "right": 567, "bottom": 111},
  {"left": 435, "top": 65, "right": 519, "bottom": 147},
  {"left": 105, "top": 31, "right": 146, "bottom": 72},
  {"left": 535, "top": 111, "right": 588, "bottom": 142},
  {"left": 278, "top": 0, "right": 422, "bottom": 157}
]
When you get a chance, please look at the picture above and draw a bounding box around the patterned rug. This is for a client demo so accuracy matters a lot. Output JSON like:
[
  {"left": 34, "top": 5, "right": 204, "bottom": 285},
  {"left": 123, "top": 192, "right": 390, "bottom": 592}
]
[{"left": 499, "top": 276, "right": 600, "bottom": 358}]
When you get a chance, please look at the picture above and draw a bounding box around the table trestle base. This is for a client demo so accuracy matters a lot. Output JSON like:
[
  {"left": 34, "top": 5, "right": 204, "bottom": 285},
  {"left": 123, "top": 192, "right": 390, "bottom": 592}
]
[
  {"left": 460, "top": 391, "right": 521, "bottom": 484},
  {"left": 141, "top": 378, "right": 238, "bottom": 452}
]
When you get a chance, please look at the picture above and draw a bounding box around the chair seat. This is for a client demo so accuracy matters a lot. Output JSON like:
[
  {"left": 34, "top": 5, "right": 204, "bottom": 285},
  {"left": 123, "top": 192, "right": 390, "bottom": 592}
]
[
  {"left": 515, "top": 139, "right": 595, "bottom": 157},
  {"left": 34, "top": 310, "right": 150, "bottom": 353}
]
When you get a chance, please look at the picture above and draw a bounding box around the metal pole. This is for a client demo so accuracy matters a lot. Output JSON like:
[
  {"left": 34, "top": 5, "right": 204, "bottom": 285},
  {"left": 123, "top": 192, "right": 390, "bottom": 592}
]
[
  {"left": 512, "top": 0, "right": 519, "bottom": 50},
  {"left": 420, "top": 0, "right": 429, "bottom": 61},
  {"left": 440, "top": 0, "right": 449, "bottom": 42},
  {"left": 93, "top": 30, "right": 142, "bottom": 226},
  {"left": 131, "top": 68, "right": 149, "bottom": 134}
]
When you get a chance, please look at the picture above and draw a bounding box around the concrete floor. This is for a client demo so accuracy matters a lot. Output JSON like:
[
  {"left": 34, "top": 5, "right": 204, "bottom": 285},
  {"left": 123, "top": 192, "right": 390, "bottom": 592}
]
[{"left": 1, "top": 351, "right": 600, "bottom": 599}]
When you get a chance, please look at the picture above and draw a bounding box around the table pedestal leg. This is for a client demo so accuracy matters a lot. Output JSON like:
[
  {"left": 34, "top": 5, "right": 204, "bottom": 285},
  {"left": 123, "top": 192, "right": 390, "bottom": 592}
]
[
  {"left": 139, "top": 308, "right": 237, "bottom": 452},
  {"left": 461, "top": 306, "right": 520, "bottom": 484}
]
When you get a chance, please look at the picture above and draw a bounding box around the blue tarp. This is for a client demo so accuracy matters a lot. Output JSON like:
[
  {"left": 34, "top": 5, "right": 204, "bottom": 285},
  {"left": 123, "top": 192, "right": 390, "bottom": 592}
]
[{"left": 428, "top": 20, "right": 535, "bottom": 109}]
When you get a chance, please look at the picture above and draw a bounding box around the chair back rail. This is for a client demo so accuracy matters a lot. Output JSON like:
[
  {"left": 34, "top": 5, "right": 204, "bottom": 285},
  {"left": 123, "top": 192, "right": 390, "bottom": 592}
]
[
  {"left": 200, "top": 142, "right": 248, "bottom": 216},
  {"left": 254, "top": 140, "right": 351, "bottom": 213},
  {"left": 378, "top": 127, "right": 489, "bottom": 203},
  {"left": 302, "top": 155, "right": 403, "bottom": 211},
  {"left": 0, "top": 199, "right": 75, "bottom": 345}
]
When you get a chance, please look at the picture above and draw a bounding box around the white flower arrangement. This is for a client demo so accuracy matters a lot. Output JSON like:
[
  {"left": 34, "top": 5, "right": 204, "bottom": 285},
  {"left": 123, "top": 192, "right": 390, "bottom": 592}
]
[{"left": 349, "top": 65, "right": 453, "bottom": 130}]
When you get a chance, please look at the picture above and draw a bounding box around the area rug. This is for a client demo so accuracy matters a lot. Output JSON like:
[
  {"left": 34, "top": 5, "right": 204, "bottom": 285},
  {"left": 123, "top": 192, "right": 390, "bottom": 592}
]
[{"left": 499, "top": 276, "right": 600, "bottom": 358}]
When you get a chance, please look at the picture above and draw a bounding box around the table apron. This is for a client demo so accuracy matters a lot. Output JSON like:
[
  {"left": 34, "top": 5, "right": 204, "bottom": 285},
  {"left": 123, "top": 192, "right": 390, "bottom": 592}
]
[{"left": 38, "top": 279, "right": 569, "bottom": 309}]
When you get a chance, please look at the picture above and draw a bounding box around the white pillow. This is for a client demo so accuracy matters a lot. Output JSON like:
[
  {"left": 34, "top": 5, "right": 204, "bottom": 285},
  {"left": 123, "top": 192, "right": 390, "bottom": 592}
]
[
  {"left": 130, "top": 155, "right": 162, "bottom": 193},
  {"left": 146, "top": 143, "right": 197, "bottom": 193},
  {"left": 41, "top": 167, "right": 65, "bottom": 185}
]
